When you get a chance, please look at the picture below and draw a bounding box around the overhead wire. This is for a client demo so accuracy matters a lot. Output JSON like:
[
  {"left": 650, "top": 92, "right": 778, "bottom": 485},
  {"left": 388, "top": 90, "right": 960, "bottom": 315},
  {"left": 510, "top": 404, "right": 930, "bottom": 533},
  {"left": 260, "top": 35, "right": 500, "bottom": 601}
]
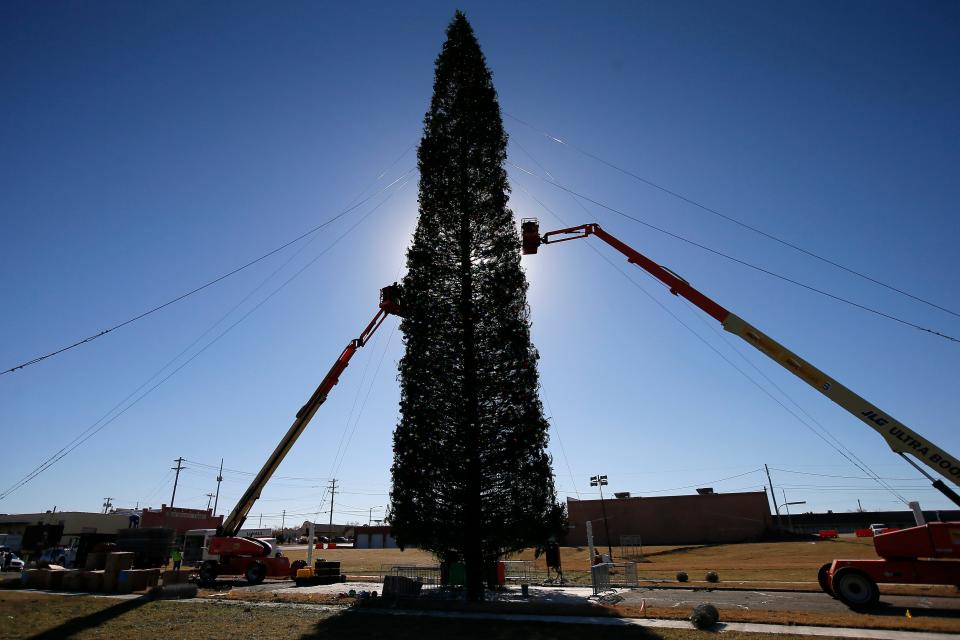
[
  {"left": 1, "top": 166, "right": 414, "bottom": 377},
  {"left": 509, "top": 161, "right": 958, "bottom": 344},
  {"left": 676, "top": 297, "right": 917, "bottom": 504},
  {"left": 0, "top": 172, "right": 412, "bottom": 502},
  {"left": 3, "top": 188, "right": 372, "bottom": 503},
  {"left": 770, "top": 468, "right": 930, "bottom": 482},
  {"left": 539, "top": 384, "right": 582, "bottom": 500},
  {"left": 512, "top": 174, "right": 910, "bottom": 506},
  {"left": 504, "top": 112, "right": 960, "bottom": 320}
]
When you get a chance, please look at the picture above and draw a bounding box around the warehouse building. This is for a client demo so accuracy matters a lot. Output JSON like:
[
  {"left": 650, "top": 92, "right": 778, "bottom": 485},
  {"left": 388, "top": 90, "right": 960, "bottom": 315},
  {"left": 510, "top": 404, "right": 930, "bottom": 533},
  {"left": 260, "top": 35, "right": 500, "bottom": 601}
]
[
  {"left": 566, "top": 490, "right": 772, "bottom": 547},
  {"left": 354, "top": 525, "right": 400, "bottom": 549}
]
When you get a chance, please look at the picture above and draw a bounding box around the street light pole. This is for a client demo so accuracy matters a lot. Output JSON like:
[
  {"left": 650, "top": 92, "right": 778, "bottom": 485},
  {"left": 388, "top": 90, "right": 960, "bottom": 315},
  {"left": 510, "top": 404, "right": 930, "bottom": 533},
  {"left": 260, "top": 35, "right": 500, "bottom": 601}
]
[{"left": 591, "top": 474, "right": 613, "bottom": 560}]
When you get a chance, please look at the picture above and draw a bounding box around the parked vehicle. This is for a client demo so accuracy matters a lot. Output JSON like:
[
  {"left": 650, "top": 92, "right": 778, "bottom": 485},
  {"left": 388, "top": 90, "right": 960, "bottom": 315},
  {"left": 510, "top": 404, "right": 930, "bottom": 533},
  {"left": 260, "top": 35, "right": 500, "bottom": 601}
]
[
  {"left": 1, "top": 551, "right": 24, "bottom": 572},
  {"left": 868, "top": 524, "right": 888, "bottom": 535},
  {"left": 39, "top": 546, "right": 70, "bottom": 566}
]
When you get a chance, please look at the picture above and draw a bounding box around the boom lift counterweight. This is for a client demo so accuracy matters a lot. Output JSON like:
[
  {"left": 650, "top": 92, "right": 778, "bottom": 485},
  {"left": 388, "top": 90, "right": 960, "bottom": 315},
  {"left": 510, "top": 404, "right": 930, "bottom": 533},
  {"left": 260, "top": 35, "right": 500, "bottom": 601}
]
[{"left": 521, "top": 218, "right": 959, "bottom": 608}]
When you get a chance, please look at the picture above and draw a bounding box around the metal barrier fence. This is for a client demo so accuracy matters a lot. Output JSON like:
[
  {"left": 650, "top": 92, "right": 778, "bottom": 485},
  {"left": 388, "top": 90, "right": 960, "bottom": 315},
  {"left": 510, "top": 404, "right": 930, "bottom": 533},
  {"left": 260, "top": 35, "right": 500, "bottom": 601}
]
[
  {"left": 619, "top": 534, "right": 644, "bottom": 561},
  {"left": 590, "top": 562, "right": 638, "bottom": 595},
  {"left": 500, "top": 560, "right": 543, "bottom": 584},
  {"left": 381, "top": 565, "right": 442, "bottom": 589}
]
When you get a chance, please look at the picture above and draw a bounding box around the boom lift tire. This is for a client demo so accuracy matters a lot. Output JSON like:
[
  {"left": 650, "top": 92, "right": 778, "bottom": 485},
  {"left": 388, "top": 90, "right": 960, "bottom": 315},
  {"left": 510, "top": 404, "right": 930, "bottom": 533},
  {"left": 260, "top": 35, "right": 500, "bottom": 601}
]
[
  {"left": 199, "top": 560, "right": 219, "bottom": 585},
  {"left": 817, "top": 563, "right": 835, "bottom": 597},
  {"left": 832, "top": 567, "right": 879, "bottom": 609},
  {"left": 245, "top": 560, "right": 267, "bottom": 585}
]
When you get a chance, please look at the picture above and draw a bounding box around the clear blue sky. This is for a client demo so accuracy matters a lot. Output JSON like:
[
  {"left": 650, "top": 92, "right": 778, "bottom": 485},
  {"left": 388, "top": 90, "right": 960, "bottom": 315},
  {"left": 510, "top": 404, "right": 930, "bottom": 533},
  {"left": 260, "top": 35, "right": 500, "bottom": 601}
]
[{"left": 2, "top": 1, "right": 958, "bottom": 527}]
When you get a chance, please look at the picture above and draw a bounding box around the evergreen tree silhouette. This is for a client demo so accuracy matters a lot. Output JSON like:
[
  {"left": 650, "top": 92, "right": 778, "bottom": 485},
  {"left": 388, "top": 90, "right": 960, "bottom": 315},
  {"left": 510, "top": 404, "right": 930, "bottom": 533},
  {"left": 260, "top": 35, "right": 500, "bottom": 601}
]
[{"left": 389, "top": 11, "right": 564, "bottom": 602}]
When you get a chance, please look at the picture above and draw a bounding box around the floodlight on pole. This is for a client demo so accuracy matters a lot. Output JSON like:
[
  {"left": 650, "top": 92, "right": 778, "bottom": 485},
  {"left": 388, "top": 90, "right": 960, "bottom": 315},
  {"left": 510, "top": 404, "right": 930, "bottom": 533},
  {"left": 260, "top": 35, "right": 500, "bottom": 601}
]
[{"left": 590, "top": 474, "right": 613, "bottom": 559}]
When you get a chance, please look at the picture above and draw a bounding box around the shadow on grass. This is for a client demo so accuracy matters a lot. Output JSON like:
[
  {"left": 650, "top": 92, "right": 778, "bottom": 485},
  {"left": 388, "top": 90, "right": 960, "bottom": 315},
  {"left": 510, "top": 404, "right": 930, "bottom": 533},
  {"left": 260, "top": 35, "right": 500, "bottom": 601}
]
[
  {"left": 300, "top": 609, "right": 673, "bottom": 640},
  {"left": 27, "top": 595, "right": 151, "bottom": 639}
]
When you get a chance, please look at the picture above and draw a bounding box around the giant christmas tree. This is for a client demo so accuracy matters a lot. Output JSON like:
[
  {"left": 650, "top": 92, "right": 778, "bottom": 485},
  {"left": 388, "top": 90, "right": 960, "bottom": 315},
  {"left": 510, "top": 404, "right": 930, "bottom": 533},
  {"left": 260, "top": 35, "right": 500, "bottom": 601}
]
[{"left": 388, "top": 12, "right": 563, "bottom": 601}]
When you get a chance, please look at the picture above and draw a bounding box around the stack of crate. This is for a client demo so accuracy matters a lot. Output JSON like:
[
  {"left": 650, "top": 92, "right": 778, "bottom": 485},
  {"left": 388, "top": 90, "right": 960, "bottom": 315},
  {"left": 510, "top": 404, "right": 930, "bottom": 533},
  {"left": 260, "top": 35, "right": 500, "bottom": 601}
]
[
  {"left": 19, "top": 552, "right": 160, "bottom": 594},
  {"left": 293, "top": 560, "right": 346, "bottom": 587}
]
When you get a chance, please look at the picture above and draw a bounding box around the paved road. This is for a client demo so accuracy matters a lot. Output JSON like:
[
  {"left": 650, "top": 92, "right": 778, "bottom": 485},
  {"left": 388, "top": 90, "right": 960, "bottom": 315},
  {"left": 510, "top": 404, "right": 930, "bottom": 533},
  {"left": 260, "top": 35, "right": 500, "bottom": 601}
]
[
  {"left": 279, "top": 543, "right": 354, "bottom": 551},
  {"left": 618, "top": 586, "right": 960, "bottom": 615}
]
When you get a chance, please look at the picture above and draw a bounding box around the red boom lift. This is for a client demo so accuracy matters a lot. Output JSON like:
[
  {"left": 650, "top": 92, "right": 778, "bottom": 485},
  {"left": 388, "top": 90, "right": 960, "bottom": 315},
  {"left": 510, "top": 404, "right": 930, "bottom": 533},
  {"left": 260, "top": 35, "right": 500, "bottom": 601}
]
[
  {"left": 198, "top": 285, "right": 403, "bottom": 584},
  {"left": 521, "top": 219, "right": 960, "bottom": 608}
]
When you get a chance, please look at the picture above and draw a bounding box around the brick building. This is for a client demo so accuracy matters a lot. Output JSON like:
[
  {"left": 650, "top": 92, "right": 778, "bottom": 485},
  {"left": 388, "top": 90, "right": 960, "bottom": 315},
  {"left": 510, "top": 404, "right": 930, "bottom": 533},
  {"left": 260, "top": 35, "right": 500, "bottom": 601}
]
[
  {"left": 140, "top": 505, "right": 222, "bottom": 535},
  {"left": 566, "top": 491, "right": 772, "bottom": 547}
]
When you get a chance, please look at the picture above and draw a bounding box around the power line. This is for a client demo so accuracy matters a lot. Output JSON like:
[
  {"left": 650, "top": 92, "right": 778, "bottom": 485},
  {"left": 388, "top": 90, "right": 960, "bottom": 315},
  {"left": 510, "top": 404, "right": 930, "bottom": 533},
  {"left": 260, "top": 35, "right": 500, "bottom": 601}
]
[
  {"left": 509, "top": 161, "right": 958, "bottom": 344},
  {"left": 517, "top": 179, "right": 910, "bottom": 506},
  {"left": 1, "top": 169, "right": 415, "bottom": 377},
  {"left": 0, "top": 175, "right": 411, "bottom": 501},
  {"left": 769, "top": 467, "right": 929, "bottom": 482},
  {"left": 677, "top": 298, "right": 914, "bottom": 506},
  {"left": 505, "top": 112, "right": 960, "bottom": 320}
]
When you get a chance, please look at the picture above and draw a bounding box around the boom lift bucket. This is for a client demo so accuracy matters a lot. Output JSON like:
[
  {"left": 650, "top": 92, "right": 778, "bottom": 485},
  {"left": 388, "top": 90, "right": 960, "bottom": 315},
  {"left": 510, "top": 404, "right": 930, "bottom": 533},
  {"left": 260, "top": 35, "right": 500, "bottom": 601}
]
[
  {"left": 521, "top": 218, "right": 541, "bottom": 255},
  {"left": 380, "top": 283, "right": 405, "bottom": 317}
]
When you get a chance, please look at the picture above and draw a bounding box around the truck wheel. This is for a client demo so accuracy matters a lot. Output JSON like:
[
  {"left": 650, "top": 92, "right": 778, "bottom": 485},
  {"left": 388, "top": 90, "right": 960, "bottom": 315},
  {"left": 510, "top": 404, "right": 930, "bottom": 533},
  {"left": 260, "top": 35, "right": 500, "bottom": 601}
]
[
  {"left": 199, "top": 560, "right": 219, "bottom": 585},
  {"left": 832, "top": 567, "right": 879, "bottom": 609},
  {"left": 245, "top": 561, "right": 266, "bottom": 585},
  {"left": 817, "top": 563, "right": 835, "bottom": 597}
]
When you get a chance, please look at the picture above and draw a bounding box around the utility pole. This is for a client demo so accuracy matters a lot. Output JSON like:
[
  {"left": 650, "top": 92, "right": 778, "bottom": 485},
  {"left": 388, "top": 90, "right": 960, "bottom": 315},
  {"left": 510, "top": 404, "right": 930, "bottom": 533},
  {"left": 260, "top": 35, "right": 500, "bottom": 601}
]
[
  {"left": 259, "top": 513, "right": 262, "bottom": 528},
  {"left": 281, "top": 510, "right": 286, "bottom": 531},
  {"left": 102, "top": 497, "right": 113, "bottom": 514},
  {"left": 213, "top": 458, "right": 224, "bottom": 515},
  {"left": 327, "top": 479, "right": 338, "bottom": 537},
  {"left": 170, "top": 457, "right": 185, "bottom": 508},
  {"left": 590, "top": 474, "right": 613, "bottom": 560},
  {"left": 369, "top": 507, "right": 374, "bottom": 526},
  {"left": 205, "top": 493, "right": 215, "bottom": 510},
  {"left": 857, "top": 499, "right": 864, "bottom": 513},
  {"left": 764, "top": 464, "right": 781, "bottom": 529}
]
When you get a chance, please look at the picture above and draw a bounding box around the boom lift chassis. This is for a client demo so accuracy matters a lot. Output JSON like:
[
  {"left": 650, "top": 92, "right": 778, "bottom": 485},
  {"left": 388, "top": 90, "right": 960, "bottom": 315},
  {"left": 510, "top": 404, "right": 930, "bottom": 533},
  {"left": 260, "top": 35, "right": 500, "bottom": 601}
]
[{"left": 521, "top": 219, "right": 960, "bottom": 608}]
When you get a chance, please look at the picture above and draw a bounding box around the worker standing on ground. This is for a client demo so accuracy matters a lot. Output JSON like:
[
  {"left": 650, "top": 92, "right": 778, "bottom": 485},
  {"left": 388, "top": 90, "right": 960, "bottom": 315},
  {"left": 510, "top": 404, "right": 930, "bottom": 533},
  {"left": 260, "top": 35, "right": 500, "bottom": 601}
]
[
  {"left": 171, "top": 547, "right": 182, "bottom": 574},
  {"left": 545, "top": 540, "right": 563, "bottom": 583}
]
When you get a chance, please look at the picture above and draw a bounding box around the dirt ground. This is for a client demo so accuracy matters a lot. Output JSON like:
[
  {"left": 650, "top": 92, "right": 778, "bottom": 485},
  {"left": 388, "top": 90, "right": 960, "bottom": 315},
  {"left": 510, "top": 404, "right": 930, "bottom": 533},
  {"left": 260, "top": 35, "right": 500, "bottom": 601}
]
[{"left": 0, "top": 592, "right": 828, "bottom": 640}]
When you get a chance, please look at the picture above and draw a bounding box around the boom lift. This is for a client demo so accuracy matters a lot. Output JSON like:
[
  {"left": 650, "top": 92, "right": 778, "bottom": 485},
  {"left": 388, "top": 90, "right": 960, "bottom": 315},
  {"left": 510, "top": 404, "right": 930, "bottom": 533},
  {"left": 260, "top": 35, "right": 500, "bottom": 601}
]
[
  {"left": 521, "top": 219, "right": 960, "bottom": 608},
  {"left": 198, "top": 284, "right": 403, "bottom": 585}
]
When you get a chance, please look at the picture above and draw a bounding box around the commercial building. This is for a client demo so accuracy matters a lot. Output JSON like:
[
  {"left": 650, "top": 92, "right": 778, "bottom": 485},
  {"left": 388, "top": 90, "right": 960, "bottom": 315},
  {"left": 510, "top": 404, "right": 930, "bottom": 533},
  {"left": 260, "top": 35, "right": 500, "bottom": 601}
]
[
  {"left": 0, "top": 511, "right": 131, "bottom": 539},
  {"left": 354, "top": 525, "right": 399, "bottom": 549},
  {"left": 566, "top": 491, "right": 772, "bottom": 547},
  {"left": 140, "top": 505, "right": 222, "bottom": 535}
]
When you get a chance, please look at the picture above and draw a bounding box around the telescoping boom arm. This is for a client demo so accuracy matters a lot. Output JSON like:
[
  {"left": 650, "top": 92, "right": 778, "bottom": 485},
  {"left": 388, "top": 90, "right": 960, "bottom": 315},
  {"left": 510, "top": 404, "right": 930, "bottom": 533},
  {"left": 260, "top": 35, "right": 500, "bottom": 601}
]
[
  {"left": 220, "top": 285, "right": 404, "bottom": 537},
  {"left": 521, "top": 220, "right": 960, "bottom": 507}
]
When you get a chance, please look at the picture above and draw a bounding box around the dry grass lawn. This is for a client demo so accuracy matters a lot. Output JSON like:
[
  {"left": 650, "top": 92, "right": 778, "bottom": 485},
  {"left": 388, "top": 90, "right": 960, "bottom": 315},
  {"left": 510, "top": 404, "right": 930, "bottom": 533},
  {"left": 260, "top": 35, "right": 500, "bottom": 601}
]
[
  {"left": 0, "top": 592, "right": 832, "bottom": 640},
  {"left": 286, "top": 537, "right": 954, "bottom": 591}
]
